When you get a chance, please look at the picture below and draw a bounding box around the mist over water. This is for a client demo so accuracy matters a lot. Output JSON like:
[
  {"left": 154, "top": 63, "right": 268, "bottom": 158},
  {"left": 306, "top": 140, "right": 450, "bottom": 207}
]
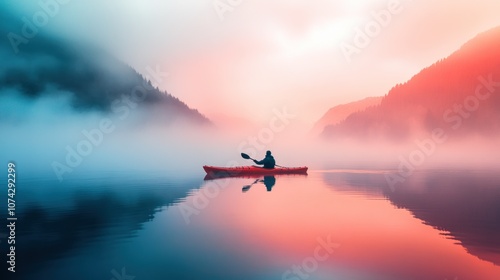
[
  {"left": 3, "top": 95, "right": 499, "bottom": 183},
  {"left": 2, "top": 1, "right": 499, "bottom": 182},
  {"left": 1, "top": 66, "right": 499, "bottom": 180}
]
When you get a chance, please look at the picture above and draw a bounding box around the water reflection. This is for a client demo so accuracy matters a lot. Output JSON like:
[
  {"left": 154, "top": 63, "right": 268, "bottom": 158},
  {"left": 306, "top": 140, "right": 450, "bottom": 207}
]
[
  {"left": 322, "top": 170, "right": 500, "bottom": 266},
  {"left": 204, "top": 173, "right": 307, "bottom": 192},
  {"left": 0, "top": 173, "right": 202, "bottom": 279},
  {"left": 242, "top": 176, "right": 276, "bottom": 192},
  {"left": 2, "top": 170, "right": 499, "bottom": 280}
]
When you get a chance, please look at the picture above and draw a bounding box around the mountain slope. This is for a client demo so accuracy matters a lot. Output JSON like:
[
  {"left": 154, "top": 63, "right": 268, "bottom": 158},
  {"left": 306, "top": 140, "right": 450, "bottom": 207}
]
[
  {"left": 312, "top": 96, "right": 382, "bottom": 135},
  {"left": 322, "top": 26, "right": 500, "bottom": 141},
  {"left": 0, "top": 8, "right": 210, "bottom": 126}
]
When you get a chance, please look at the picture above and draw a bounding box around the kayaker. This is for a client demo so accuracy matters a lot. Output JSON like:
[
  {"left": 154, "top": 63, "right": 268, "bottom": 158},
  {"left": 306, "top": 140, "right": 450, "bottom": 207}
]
[{"left": 253, "top": 150, "right": 276, "bottom": 169}]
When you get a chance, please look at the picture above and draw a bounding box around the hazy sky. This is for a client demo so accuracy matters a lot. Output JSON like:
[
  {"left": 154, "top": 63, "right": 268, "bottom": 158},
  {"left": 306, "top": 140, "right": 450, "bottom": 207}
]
[{"left": 5, "top": 0, "right": 500, "bottom": 124}]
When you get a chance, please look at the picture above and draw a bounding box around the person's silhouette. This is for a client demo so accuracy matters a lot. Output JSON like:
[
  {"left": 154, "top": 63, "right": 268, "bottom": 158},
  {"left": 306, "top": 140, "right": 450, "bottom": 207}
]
[
  {"left": 253, "top": 150, "right": 276, "bottom": 169},
  {"left": 262, "top": 176, "right": 276, "bottom": 191}
]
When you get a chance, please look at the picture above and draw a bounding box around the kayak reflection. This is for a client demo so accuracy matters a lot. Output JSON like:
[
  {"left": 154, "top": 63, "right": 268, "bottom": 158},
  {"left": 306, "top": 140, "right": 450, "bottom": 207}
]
[{"left": 242, "top": 176, "right": 276, "bottom": 192}]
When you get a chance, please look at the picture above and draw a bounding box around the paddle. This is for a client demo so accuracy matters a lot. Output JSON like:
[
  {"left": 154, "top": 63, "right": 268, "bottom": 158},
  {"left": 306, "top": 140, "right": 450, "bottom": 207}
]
[
  {"left": 240, "top": 153, "right": 286, "bottom": 168},
  {"left": 242, "top": 179, "right": 260, "bottom": 192},
  {"left": 241, "top": 153, "right": 257, "bottom": 161}
]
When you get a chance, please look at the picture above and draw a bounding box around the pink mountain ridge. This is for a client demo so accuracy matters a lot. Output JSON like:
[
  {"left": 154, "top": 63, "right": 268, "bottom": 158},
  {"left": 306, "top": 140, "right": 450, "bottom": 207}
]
[
  {"left": 320, "top": 25, "right": 500, "bottom": 142},
  {"left": 312, "top": 96, "right": 382, "bottom": 136}
]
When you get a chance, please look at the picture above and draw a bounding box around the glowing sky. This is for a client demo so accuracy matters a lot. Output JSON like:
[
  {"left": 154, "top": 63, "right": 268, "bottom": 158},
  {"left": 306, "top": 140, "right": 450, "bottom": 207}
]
[{"left": 7, "top": 0, "right": 500, "bottom": 124}]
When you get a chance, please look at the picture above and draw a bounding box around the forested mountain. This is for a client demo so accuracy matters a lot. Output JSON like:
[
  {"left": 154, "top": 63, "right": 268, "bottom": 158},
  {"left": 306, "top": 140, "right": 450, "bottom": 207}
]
[
  {"left": 312, "top": 96, "right": 382, "bottom": 135},
  {"left": 323, "top": 26, "right": 500, "bottom": 141},
  {"left": 0, "top": 8, "right": 210, "bottom": 126}
]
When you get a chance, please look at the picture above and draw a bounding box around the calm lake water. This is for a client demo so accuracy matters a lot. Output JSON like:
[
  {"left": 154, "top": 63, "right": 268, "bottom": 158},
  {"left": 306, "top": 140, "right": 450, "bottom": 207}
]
[{"left": 1, "top": 169, "right": 500, "bottom": 280}]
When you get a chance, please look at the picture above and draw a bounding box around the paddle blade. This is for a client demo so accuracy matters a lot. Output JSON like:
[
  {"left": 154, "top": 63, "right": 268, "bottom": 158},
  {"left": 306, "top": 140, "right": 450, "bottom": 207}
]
[
  {"left": 241, "top": 153, "right": 251, "bottom": 160},
  {"left": 242, "top": 185, "right": 251, "bottom": 192}
]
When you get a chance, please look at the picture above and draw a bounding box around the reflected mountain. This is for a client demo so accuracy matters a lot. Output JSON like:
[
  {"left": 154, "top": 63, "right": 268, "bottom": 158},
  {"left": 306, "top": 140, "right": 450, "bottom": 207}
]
[
  {"left": 322, "top": 170, "right": 500, "bottom": 266},
  {"left": 0, "top": 174, "right": 202, "bottom": 279}
]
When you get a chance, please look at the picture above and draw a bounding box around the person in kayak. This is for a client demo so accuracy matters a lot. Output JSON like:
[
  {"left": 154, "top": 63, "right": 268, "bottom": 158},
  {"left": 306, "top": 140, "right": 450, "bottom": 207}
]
[{"left": 253, "top": 150, "right": 276, "bottom": 169}]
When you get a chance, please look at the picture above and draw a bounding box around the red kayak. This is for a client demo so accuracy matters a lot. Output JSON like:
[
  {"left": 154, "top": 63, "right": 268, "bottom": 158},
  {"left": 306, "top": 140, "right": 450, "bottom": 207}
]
[{"left": 203, "top": 165, "right": 308, "bottom": 176}]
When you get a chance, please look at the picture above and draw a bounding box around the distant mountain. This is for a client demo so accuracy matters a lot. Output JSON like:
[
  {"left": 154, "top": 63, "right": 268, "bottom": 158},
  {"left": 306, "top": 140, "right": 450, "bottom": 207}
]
[
  {"left": 322, "top": 26, "right": 500, "bottom": 141},
  {"left": 0, "top": 8, "right": 210, "bottom": 126},
  {"left": 312, "top": 96, "right": 382, "bottom": 135}
]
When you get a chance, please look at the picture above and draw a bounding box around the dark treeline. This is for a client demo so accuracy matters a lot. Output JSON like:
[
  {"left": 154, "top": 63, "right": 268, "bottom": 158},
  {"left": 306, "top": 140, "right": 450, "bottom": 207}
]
[{"left": 0, "top": 5, "right": 210, "bottom": 127}]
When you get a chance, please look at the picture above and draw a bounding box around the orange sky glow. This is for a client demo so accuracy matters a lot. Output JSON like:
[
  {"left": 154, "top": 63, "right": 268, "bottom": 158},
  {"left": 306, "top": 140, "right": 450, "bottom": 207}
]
[
  {"left": 14, "top": 0, "right": 500, "bottom": 125},
  {"left": 159, "top": 0, "right": 500, "bottom": 125}
]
